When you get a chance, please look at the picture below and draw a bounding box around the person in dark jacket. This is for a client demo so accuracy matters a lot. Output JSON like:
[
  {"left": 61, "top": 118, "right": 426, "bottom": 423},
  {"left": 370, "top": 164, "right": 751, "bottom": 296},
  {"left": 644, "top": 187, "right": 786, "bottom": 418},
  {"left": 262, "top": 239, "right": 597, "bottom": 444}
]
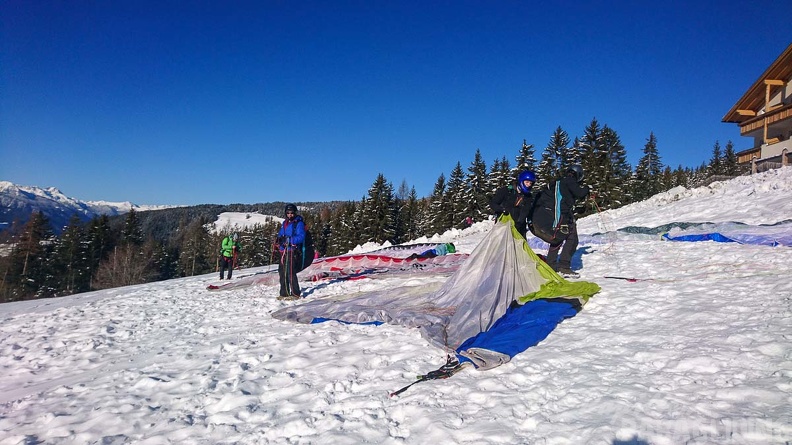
[
  {"left": 489, "top": 170, "right": 536, "bottom": 238},
  {"left": 277, "top": 203, "right": 306, "bottom": 299},
  {"left": 529, "top": 165, "right": 589, "bottom": 276}
]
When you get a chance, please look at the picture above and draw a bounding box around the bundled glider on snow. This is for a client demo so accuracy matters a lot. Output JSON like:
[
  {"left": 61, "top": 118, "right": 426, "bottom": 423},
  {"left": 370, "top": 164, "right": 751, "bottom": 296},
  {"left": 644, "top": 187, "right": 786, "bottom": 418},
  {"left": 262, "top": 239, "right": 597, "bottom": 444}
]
[
  {"left": 207, "top": 242, "right": 465, "bottom": 290},
  {"left": 297, "top": 242, "right": 467, "bottom": 281},
  {"left": 660, "top": 221, "right": 792, "bottom": 246},
  {"left": 272, "top": 215, "right": 600, "bottom": 371}
]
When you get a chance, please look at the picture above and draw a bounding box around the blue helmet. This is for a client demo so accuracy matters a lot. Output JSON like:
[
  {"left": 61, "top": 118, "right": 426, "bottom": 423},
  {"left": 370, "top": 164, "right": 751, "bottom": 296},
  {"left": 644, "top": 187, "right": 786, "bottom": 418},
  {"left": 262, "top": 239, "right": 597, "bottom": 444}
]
[{"left": 517, "top": 170, "right": 536, "bottom": 194}]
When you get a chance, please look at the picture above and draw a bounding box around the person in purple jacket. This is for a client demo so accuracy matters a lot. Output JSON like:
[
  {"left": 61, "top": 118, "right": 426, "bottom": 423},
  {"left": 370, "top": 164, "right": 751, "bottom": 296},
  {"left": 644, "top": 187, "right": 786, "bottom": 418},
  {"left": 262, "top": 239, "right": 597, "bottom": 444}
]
[{"left": 277, "top": 203, "right": 305, "bottom": 299}]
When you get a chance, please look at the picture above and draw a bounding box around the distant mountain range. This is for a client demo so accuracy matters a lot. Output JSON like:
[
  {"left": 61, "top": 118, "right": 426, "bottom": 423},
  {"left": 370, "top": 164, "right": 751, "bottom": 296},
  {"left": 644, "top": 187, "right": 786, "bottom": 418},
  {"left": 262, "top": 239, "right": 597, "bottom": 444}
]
[{"left": 0, "top": 181, "right": 174, "bottom": 234}]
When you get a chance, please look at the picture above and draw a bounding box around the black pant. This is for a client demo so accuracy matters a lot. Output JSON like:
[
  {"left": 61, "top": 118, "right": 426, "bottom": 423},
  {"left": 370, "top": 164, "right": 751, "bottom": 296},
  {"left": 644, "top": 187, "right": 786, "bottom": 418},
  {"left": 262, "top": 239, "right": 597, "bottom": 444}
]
[
  {"left": 220, "top": 256, "right": 234, "bottom": 279},
  {"left": 278, "top": 249, "right": 302, "bottom": 297},
  {"left": 545, "top": 219, "right": 578, "bottom": 270}
]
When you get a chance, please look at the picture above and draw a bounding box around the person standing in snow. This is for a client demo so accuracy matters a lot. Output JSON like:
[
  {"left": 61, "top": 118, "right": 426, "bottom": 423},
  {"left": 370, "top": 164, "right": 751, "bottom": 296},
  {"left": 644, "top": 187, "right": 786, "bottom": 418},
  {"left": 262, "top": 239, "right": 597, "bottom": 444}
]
[
  {"left": 529, "top": 165, "right": 589, "bottom": 276},
  {"left": 489, "top": 170, "right": 536, "bottom": 238},
  {"left": 219, "top": 233, "right": 241, "bottom": 280},
  {"left": 277, "top": 203, "right": 305, "bottom": 299}
]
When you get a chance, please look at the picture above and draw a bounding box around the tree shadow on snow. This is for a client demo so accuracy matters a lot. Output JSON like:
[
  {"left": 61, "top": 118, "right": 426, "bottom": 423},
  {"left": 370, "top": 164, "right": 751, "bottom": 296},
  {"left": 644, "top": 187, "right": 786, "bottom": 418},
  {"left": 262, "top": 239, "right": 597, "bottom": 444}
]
[{"left": 612, "top": 435, "right": 651, "bottom": 445}]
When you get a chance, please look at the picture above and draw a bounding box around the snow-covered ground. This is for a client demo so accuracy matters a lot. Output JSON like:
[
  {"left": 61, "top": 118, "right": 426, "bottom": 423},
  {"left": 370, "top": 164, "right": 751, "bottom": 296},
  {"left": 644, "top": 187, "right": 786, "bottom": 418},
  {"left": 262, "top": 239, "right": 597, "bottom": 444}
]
[
  {"left": 2, "top": 168, "right": 791, "bottom": 445},
  {"left": 211, "top": 212, "right": 282, "bottom": 234}
]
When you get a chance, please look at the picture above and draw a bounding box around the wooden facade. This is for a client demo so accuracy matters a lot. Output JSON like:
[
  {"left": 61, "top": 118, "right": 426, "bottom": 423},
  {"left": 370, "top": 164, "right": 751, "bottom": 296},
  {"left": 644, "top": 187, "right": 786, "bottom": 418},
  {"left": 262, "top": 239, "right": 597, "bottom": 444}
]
[{"left": 723, "top": 43, "right": 792, "bottom": 168}]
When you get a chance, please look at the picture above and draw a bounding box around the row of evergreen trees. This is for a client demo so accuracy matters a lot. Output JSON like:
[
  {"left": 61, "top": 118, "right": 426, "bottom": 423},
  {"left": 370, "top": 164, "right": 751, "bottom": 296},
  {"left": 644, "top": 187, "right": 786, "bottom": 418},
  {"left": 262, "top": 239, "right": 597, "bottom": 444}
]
[{"left": 0, "top": 118, "right": 743, "bottom": 302}]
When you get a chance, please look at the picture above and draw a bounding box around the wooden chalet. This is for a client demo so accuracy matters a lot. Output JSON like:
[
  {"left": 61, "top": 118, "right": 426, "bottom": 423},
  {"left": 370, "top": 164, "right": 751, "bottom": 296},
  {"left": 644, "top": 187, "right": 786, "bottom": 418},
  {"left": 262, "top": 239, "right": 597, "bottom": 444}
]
[{"left": 723, "top": 43, "right": 792, "bottom": 172}]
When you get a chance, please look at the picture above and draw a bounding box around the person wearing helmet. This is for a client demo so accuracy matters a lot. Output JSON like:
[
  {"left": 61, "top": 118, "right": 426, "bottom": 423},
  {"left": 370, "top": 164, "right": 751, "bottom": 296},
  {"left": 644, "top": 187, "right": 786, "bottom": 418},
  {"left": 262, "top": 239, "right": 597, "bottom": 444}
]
[
  {"left": 277, "top": 203, "right": 306, "bottom": 299},
  {"left": 529, "top": 164, "right": 589, "bottom": 277},
  {"left": 489, "top": 170, "right": 537, "bottom": 238},
  {"left": 219, "top": 232, "right": 241, "bottom": 280}
]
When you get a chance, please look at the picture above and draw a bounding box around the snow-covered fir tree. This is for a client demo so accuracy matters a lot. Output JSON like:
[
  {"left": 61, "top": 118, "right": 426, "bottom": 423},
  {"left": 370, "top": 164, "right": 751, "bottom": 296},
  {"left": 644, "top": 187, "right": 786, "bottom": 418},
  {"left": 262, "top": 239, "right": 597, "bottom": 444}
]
[
  {"left": 722, "top": 140, "right": 740, "bottom": 176},
  {"left": 465, "top": 149, "right": 489, "bottom": 222},
  {"left": 424, "top": 173, "right": 447, "bottom": 236},
  {"left": 445, "top": 162, "right": 468, "bottom": 229},
  {"left": 512, "top": 139, "right": 537, "bottom": 177},
  {"left": 536, "top": 126, "right": 570, "bottom": 189},
  {"left": 708, "top": 141, "right": 723, "bottom": 176},
  {"left": 599, "top": 126, "right": 631, "bottom": 209},
  {"left": 487, "top": 156, "right": 512, "bottom": 194},
  {"left": 632, "top": 132, "right": 664, "bottom": 202},
  {"left": 360, "top": 174, "right": 397, "bottom": 244}
]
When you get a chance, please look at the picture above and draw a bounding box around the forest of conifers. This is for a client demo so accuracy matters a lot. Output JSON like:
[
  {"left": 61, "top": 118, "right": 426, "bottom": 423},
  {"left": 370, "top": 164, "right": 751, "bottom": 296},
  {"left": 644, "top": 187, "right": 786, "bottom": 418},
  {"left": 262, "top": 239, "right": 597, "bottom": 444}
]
[{"left": 0, "top": 119, "right": 744, "bottom": 302}]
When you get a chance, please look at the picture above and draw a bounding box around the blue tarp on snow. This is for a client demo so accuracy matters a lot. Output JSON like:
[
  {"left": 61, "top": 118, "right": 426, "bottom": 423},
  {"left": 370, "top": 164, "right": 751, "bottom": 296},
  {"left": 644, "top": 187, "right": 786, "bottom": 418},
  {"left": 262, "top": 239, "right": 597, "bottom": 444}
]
[
  {"left": 455, "top": 299, "right": 579, "bottom": 364},
  {"left": 661, "top": 232, "right": 737, "bottom": 243}
]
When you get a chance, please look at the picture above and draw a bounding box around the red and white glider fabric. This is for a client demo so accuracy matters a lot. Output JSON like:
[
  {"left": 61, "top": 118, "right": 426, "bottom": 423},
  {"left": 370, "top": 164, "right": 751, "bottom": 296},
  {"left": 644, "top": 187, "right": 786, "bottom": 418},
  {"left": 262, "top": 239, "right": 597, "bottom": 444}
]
[
  {"left": 208, "top": 243, "right": 467, "bottom": 290},
  {"left": 298, "top": 252, "right": 468, "bottom": 281}
]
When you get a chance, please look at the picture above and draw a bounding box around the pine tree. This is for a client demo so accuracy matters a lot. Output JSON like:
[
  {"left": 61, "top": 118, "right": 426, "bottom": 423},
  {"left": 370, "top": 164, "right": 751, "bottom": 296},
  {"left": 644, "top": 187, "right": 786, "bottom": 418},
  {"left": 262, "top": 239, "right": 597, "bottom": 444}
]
[
  {"left": 487, "top": 156, "right": 511, "bottom": 194},
  {"left": 512, "top": 139, "right": 537, "bottom": 177},
  {"left": 708, "top": 141, "right": 723, "bottom": 176},
  {"left": 329, "top": 201, "right": 360, "bottom": 256},
  {"left": 577, "top": 119, "right": 605, "bottom": 204},
  {"left": 95, "top": 208, "right": 154, "bottom": 288},
  {"left": 723, "top": 140, "right": 739, "bottom": 176},
  {"left": 178, "top": 217, "right": 212, "bottom": 277},
  {"left": 661, "top": 166, "right": 675, "bottom": 190},
  {"left": 425, "top": 173, "right": 448, "bottom": 236},
  {"left": 313, "top": 207, "right": 333, "bottom": 260},
  {"left": 537, "top": 126, "right": 570, "bottom": 189},
  {"left": 672, "top": 165, "right": 690, "bottom": 188},
  {"left": 394, "top": 182, "right": 421, "bottom": 244},
  {"left": 85, "top": 215, "right": 114, "bottom": 289},
  {"left": 633, "top": 132, "right": 664, "bottom": 201},
  {"left": 598, "top": 126, "right": 632, "bottom": 209},
  {"left": 443, "top": 162, "right": 468, "bottom": 229},
  {"left": 51, "top": 214, "right": 91, "bottom": 295},
  {"left": 393, "top": 180, "right": 410, "bottom": 244},
  {"left": 566, "top": 136, "right": 584, "bottom": 167},
  {"left": 465, "top": 149, "right": 489, "bottom": 222},
  {"left": 360, "top": 174, "right": 397, "bottom": 244},
  {"left": 149, "top": 240, "right": 178, "bottom": 280},
  {"left": 245, "top": 221, "right": 279, "bottom": 266},
  {"left": 404, "top": 187, "right": 422, "bottom": 241},
  {"left": 121, "top": 208, "right": 144, "bottom": 246},
  {"left": 3, "top": 212, "right": 56, "bottom": 300}
]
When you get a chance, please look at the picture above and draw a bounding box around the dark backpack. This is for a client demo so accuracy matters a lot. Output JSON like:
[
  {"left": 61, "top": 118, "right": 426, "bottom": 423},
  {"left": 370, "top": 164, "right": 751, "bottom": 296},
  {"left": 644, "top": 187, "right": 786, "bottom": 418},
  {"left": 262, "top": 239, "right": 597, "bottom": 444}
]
[
  {"left": 528, "top": 181, "right": 570, "bottom": 245},
  {"left": 296, "top": 228, "right": 316, "bottom": 272}
]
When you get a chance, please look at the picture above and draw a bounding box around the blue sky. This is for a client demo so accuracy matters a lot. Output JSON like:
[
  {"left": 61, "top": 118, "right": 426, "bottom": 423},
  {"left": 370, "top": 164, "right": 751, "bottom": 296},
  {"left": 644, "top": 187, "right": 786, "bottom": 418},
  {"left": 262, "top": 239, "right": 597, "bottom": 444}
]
[{"left": 1, "top": 1, "right": 789, "bottom": 206}]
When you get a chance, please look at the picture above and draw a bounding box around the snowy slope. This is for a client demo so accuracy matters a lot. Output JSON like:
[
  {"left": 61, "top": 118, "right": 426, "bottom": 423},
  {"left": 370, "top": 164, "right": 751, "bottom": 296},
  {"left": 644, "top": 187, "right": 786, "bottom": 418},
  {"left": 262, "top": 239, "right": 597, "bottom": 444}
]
[
  {"left": 1, "top": 168, "right": 791, "bottom": 444},
  {"left": 577, "top": 167, "right": 792, "bottom": 233}
]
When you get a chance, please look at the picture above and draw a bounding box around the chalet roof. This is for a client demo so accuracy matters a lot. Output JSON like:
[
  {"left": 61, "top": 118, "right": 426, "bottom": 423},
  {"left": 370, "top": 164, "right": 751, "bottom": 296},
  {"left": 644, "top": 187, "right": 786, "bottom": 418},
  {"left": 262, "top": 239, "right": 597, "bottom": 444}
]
[{"left": 722, "top": 43, "right": 792, "bottom": 123}]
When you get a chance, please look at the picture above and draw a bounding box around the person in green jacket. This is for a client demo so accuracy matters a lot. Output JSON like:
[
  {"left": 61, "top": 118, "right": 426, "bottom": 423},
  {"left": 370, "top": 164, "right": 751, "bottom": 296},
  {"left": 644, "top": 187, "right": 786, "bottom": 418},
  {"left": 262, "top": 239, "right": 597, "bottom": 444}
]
[{"left": 219, "top": 233, "right": 241, "bottom": 280}]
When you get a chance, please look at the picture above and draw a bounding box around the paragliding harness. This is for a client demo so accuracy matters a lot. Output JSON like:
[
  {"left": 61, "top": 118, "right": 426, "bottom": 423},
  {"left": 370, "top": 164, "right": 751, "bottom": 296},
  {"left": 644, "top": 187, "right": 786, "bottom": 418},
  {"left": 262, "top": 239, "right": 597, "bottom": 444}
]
[
  {"left": 277, "top": 221, "right": 315, "bottom": 272},
  {"left": 529, "top": 180, "right": 570, "bottom": 246},
  {"left": 297, "top": 228, "right": 315, "bottom": 272},
  {"left": 389, "top": 355, "right": 469, "bottom": 397}
]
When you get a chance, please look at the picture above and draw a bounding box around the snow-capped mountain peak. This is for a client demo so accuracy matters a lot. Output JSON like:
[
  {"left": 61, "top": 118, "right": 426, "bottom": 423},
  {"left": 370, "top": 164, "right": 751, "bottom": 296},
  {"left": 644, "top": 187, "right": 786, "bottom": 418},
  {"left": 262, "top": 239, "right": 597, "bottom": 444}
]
[{"left": 0, "top": 181, "right": 173, "bottom": 234}]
